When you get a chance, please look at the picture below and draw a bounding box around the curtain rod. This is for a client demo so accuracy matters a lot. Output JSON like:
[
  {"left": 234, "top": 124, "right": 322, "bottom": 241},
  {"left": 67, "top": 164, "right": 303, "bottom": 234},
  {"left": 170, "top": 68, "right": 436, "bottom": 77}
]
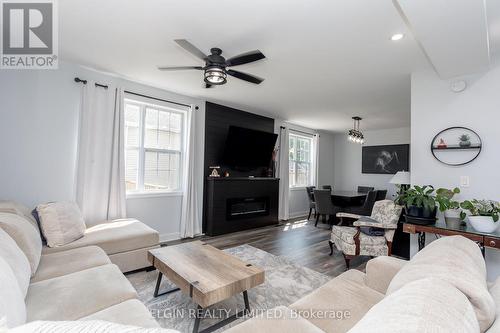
[
  {"left": 74, "top": 77, "right": 197, "bottom": 109},
  {"left": 280, "top": 126, "right": 318, "bottom": 137}
]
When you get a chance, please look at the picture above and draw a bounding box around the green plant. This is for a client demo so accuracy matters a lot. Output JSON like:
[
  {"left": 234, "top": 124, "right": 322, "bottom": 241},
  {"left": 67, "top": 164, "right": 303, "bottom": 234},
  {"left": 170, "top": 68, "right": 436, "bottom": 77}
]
[
  {"left": 459, "top": 134, "right": 470, "bottom": 142},
  {"left": 435, "top": 187, "right": 461, "bottom": 211},
  {"left": 396, "top": 185, "right": 460, "bottom": 212},
  {"left": 460, "top": 200, "right": 500, "bottom": 222}
]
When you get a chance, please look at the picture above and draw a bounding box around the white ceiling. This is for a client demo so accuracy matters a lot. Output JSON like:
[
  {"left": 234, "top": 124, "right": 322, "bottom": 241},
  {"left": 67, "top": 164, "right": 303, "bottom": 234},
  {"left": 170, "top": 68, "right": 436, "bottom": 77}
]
[{"left": 59, "top": 0, "right": 431, "bottom": 132}]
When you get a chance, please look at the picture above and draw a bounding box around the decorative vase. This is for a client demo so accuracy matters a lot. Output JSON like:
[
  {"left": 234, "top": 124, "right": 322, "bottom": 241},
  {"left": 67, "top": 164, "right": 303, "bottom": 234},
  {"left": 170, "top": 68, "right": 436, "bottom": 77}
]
[{"left": 467, "top": 216, "right": 499, "bottom": 233}]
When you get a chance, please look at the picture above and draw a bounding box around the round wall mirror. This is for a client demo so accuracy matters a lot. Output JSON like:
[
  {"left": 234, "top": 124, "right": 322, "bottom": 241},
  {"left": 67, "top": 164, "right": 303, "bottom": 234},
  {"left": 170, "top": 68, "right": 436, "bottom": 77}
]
[{"left": 430, "top": 127, "right": 482, "bottom": 166}]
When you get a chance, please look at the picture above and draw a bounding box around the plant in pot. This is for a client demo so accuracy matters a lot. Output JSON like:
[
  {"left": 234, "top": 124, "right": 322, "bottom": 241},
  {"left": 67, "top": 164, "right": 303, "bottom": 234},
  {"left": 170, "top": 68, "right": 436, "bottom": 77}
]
[
  {"left": 396, "top": 185, "right": 460, "bottom": 225},
  {"left": 459, "top": 134, "right": 471, "bottom": 147},
  {"left": 435, "top": 187, "right": 461, "bottom": 227},
  {"left": 460, "top": 199, "right": 500, "bottom": 233}
]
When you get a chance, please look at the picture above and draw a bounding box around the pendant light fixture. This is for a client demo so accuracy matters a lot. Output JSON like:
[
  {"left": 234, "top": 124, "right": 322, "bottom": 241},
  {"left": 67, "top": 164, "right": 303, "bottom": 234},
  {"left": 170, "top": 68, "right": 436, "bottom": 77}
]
[{"left": 348, "top": 116, "right": 365, "bottom": 144}]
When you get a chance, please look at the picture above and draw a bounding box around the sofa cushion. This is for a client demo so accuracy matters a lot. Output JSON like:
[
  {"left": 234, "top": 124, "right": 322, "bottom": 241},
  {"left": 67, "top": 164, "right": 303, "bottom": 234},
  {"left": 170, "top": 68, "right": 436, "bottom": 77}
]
[
  {"left": 0, "top": 256, "right": 26, "bottom": 328},
  {"left": 26, "top": 264, "right": 137, "bottom": 321},
  {"left": 0, "top": 212, "right": 42, "bottom": 276},
  {"left": 290, "top": 269, "right": 384, "bottom": 333},
  {"left": 387, "top": 235, "right": 495, "bottom": 332},
  {"left": 81, "top": 299, "right": 159, "bottom": 328},
  {"left": 348, "top": 278, "right": 479, "bottom": 333},
  {"left": 36, "top": 202, "right": 86, "bottom": 247},
  {"left": 486, "top": 277, "right": 500, "bottom": 333},
  {"left": 31, "top": 246, "right": 111, "bottom": 283},
  {"left": 0, "top": 228, "right": 31, "bottom": 296},
  {"left": 10, "top": 320, "right": 179, "bottom": 333},
  {"left": 0, "top": 201, "right": 38, "bottom": 228},
  {"left": 42, "top": 219, "right": 159, "bottom": 255},
  {"left": 365, "top": 256, "right": 407, "bottom": 294},
  {"left": 224, "top": 306, "right": 324, "bottom": 333}
]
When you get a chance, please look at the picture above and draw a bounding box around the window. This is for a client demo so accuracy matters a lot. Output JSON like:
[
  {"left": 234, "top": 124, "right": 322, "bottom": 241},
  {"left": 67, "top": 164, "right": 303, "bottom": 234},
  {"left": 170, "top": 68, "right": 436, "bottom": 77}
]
[
  {"left": 289, "top": 132, "right": 314, "bottom": 188},
  {"left": 124, "top": 97, "right": 184, "bottom": 195}
]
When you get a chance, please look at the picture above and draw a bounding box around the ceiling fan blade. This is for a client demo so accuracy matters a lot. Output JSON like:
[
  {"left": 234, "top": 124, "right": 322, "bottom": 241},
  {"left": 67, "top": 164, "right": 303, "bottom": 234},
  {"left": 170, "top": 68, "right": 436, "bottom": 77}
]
[
  {"left": 227, "top": 69, "right": 264, "bottom": 84},
  {"left": 157, "top": 66, "right": 203, "bottom": 71},
  {"left": 226, "top": 50, "right": 265, "bottom": 67},
  {"left": 174, "top": 39, "right": 208, "bottom": 61}
]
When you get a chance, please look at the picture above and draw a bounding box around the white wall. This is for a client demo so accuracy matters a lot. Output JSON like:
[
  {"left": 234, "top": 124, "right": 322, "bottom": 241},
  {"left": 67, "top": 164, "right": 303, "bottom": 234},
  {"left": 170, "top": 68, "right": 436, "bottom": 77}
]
[
  {"left": 0, "top": 62, "right": 205, "bottom": 242},
  {"left": 333, "top": 127, "right": 411, "bottom": 199},
  {"left": 411, "top": 68, "right": 500, "bottom": 280}
]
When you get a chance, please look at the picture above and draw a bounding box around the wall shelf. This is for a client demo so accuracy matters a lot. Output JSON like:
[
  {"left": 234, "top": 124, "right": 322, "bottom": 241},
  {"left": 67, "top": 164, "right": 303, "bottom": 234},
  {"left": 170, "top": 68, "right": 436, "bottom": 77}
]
[{"left": 431, "top": 145, "right": 481, "bottom": 151}]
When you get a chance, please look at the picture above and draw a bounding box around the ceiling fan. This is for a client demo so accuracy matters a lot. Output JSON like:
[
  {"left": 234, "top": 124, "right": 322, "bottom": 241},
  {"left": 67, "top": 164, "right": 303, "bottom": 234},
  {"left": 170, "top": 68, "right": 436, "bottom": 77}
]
[{"left": 158, "top": 39, "right": 266, "bottom": 88}]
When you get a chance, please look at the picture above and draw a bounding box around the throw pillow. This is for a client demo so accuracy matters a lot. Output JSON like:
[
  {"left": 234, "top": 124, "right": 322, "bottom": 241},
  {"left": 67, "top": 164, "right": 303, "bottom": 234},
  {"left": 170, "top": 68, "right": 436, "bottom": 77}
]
[
  {"left": 36, "top": 202, "right": 86, "bottom": 247},
  {"left": 0, "top": 256, "right": 27, "bottom": 328},
  {"left": 0, "top": 212, "right": 42, "bottom": 276},
  {"left": 0, "top": 228, "right": 31, "bottom": 296}
]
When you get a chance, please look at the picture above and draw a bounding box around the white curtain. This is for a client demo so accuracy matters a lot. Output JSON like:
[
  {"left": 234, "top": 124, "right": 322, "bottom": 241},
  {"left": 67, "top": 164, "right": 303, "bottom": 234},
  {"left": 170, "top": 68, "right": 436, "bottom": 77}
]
[
  {"left": 313, "top": 134, "right": 320, "bottom": 187},
  {"left": 278, "top": 127, "right": 290, "bottom": 221},
  {"left": 179, "top": 107, "right": 202, "bottom": 238},
  {"left": 76, "top": 83, "right": 127, "bottom": 225}
]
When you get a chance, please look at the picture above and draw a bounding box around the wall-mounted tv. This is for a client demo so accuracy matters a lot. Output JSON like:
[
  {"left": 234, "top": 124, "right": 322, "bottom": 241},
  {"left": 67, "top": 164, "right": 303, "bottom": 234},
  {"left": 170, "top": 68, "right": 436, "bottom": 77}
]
[{"left": 222, "top": 126, "right": 278, "bottom": 169}]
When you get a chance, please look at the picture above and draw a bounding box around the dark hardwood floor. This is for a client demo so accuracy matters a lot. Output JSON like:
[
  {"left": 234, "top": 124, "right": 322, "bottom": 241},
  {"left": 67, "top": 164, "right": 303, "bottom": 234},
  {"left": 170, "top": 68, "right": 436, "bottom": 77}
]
[{"left": 166, "top": 217, "right": 369, "bottom": 278}]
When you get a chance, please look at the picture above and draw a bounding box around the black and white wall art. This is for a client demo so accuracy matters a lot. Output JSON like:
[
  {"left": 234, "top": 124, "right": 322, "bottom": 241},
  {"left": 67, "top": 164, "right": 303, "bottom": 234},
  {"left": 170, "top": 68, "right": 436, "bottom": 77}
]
[{"left": 362, "top": 144, "right": 410, "bottom": 174}]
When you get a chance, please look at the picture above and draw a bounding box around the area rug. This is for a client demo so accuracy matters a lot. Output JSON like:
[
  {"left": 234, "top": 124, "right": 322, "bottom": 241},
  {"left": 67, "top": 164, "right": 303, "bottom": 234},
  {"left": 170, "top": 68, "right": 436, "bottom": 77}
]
[{"left": 127, "top": 244, "right": 331, "bottom": 332}]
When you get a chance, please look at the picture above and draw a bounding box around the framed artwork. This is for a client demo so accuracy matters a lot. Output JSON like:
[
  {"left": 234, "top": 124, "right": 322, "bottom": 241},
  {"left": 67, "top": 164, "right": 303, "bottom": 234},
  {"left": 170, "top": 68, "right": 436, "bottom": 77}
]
[{"left": 362, "top": 144, "right": 410, "bottom": 174}]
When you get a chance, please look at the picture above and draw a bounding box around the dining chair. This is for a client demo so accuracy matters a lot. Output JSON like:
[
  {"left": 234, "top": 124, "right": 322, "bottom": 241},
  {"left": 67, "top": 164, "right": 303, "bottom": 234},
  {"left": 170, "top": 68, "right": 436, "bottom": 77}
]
[
  {"left": 330, "top": 200, "right": 403, "bottom": 269},
  {"left": 313, "top": 189, "right": 339, "bottom": 227},
  {"left": 357, "top": 186, "right": 374, "bottom": 193},
  {"left": 322, "top": 185, "right": 332, "bottom": 192},
  {"left": 345, "top": 190, "right": 378, "bottom": 216},
  {"left": 375, "top": 189, "right": 387, "bottom": 201},
  {"left": 305, "top": 186, "right": 316, "bottom": 220}
]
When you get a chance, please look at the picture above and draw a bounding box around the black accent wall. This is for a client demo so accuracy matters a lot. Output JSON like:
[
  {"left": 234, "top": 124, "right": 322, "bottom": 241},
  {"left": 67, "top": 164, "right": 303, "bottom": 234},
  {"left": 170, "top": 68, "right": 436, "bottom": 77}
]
[{"left": 203, "top": 102, "right": 276, "bottom": 233}]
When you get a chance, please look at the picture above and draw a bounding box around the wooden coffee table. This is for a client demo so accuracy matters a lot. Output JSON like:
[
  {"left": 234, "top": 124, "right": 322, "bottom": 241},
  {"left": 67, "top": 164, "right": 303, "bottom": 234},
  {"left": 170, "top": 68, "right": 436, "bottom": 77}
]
[{"left": 147, "top": 241, "right": 265, "bottom": 333}]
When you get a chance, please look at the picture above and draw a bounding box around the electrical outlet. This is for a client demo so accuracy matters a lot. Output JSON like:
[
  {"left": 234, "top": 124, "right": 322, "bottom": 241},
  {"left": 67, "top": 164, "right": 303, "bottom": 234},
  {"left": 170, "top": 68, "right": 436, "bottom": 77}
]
[{"left": 460, "top": 176, "right": 470, "bottom": 188}]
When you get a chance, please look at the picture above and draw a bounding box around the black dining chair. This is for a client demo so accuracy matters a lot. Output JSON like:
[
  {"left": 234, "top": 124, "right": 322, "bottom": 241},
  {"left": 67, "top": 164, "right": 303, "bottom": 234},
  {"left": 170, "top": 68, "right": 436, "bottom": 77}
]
[
  {"left": 322, "top": 185, "right": 332, "bottom": 191},
  {"left": 346, "top": 190, "right": 378, "bottom": 216},
  {"left": 376, "top": 189, "right": 388, "bottom": 201},
  {"left": 357, "top": 186, "right": 374, "bottom": 193},
  {"left": 313, "top": 189, "right": 339, "bottom": 227},
  {"left": 305, "top": 186, "right": 316, "bottom": 220}
]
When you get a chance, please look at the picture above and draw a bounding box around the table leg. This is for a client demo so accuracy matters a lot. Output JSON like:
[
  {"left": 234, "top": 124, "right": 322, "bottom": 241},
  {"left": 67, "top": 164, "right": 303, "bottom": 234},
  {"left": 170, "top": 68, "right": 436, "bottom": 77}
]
[
  {"left": 195, "top": 291, "right": 252, "bottom": 333},
  {"left": 418, "top": 232, "right": 426, "bottom": 251},
  {"left": 243, "top": 290, "right": 250, "bottom": 313},
  {"left": 153, "top": 271, "right": 180, "bottom": 298},
  {"left": 193, "top": 305, "right": 202, "bottom": 333}
]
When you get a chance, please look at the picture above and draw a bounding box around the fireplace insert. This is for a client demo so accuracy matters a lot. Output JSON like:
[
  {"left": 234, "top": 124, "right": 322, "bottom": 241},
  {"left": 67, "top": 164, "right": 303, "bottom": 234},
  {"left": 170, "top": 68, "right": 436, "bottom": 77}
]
[{"left": 226, "top": 197, "right": 270, "bottom": 220}]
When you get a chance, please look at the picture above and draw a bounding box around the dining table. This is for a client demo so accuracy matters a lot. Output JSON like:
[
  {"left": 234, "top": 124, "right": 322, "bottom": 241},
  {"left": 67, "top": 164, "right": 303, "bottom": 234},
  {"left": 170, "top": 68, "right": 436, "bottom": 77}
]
[{"left": 331, "top": 190, "right": 367, "bottom": 207}]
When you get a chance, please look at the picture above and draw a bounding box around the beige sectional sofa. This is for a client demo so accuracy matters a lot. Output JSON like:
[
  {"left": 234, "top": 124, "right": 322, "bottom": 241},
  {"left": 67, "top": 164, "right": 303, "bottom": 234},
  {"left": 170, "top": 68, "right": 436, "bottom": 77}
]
[
  {"left": 227, "top": 235, "right": 500, "bottom": 333},
  {"left": 0, "top": 201, "right": 161, "bottom": 330}
]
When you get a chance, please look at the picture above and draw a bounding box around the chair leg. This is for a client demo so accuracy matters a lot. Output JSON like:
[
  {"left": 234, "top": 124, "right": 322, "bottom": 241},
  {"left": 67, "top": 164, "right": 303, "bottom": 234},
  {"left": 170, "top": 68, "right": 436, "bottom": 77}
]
[
  {"left": 343, "top": 254, "right": 351, "bottom": 270},
  {"left": 307, "top": 208, "right": 312, "bottom": 220},
  {"left": 329, "top": 241, "right": 334, "bottom": 256},
  {"left": 315, "top": 214, "right": 319, "bottom": 227}
]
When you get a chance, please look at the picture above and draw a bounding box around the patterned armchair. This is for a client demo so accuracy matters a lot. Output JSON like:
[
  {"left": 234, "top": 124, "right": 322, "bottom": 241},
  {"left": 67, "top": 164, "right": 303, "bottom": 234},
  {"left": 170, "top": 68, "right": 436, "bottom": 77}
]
[{"left": 329, "top": 200, "right": 403, "bottom": 269}]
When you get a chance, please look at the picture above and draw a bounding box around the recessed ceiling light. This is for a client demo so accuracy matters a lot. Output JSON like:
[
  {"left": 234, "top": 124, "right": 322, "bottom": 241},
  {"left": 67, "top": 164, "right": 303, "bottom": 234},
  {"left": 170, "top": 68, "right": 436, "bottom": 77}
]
[{"left": 391, "top": 33, "right": 404, "bottom": 41}]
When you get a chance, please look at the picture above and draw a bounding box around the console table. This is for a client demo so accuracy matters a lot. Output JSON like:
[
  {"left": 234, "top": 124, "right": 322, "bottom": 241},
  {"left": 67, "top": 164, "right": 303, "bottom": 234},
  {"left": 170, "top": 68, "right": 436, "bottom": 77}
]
[{"left": 403, "top": 217, "right": 500, "bottom": 257}]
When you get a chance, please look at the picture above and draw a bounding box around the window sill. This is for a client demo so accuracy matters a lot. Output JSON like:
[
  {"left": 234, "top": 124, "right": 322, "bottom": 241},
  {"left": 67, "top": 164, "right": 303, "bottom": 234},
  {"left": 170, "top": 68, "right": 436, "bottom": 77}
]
[{"left": 126, "top": 191, "right": 183, "bottom": 199}]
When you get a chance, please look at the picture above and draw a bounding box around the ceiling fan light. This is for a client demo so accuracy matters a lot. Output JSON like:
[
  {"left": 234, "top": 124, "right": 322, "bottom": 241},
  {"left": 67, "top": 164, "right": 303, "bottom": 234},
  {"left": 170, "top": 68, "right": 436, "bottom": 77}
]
[{"left": 204, "top": 67, "right": 227, "bottom": 85}]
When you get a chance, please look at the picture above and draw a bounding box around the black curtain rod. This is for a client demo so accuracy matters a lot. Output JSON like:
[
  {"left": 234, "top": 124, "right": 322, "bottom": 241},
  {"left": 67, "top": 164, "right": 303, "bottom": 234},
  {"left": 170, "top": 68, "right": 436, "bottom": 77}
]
[
  {"left": 74, "top": 77, "right": 108, "bottom": 89},
  {"left": 74, "top": 77, "right": 196, "bottom": 109},
  {"left": 280, "top": 126, "right": 318, "bottom": 137}
]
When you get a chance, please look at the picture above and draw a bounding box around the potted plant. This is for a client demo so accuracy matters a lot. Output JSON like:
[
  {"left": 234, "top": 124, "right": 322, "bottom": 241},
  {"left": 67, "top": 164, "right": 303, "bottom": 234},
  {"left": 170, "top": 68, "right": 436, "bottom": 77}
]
[
  {"left": 459, "top": 134, "right": 471, "bottom": 147},
  {"left": 460, "top": 199, "right": 500, "bottom": 233},
  {"left": 435, "top": 187, "right": 462, "bottom": 227},
  {"left": 396, "top": 185, "right": 460, "bottom": 225}
]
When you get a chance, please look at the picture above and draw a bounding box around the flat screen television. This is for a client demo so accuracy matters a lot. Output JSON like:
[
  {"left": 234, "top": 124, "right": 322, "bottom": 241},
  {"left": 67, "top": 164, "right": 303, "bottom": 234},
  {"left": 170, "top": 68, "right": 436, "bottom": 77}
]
[{"left": 222, "top": 126, "right": 278, "bottom": 169}]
